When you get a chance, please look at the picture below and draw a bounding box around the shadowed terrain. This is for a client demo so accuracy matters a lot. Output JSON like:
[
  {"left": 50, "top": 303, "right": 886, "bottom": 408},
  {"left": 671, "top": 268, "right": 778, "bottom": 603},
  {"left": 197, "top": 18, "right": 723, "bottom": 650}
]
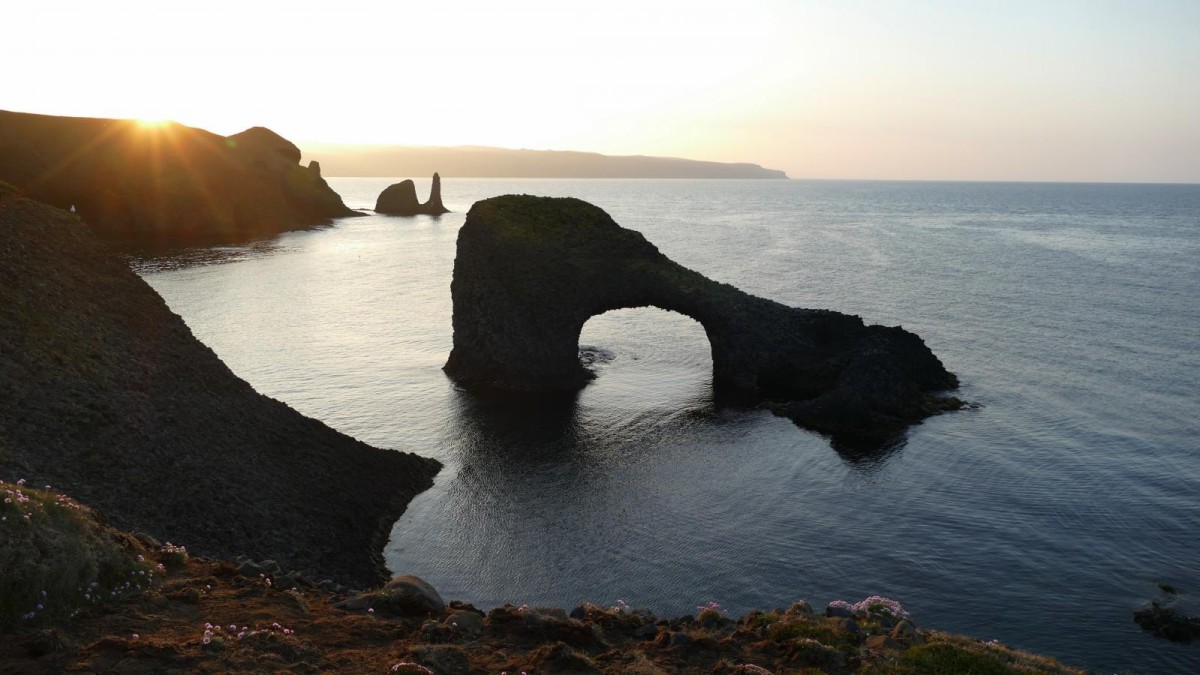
[{"left": 0, "top": 198, "right": 439, "bottom": 587}]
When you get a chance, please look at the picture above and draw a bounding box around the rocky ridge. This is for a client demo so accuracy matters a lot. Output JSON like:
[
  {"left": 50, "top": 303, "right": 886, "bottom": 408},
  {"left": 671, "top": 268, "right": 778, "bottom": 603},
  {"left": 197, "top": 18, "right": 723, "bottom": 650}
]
[
  {"left": 0, "top": 198, "right": 440, "bottom": 587},
  {"left": 0, "top": 110, "right": 361, "bottom": 245}
]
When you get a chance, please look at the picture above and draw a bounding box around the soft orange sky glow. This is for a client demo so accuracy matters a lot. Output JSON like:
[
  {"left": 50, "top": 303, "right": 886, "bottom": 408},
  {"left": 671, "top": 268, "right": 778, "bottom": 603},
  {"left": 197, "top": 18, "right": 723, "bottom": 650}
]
[{"left": 5, "top": 0, "right": 1198, "bottom": 182}]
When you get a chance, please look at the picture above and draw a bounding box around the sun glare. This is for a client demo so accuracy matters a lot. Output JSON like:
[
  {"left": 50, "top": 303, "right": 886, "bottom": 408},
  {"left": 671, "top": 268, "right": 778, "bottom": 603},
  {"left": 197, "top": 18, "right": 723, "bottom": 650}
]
[{"left": 135, "top": 118, "right": 171, "bottom": 128}]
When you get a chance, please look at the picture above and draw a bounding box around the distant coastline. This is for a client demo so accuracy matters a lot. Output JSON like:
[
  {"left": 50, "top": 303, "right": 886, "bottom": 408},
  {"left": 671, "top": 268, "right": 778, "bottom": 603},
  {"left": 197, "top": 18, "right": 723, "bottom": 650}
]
[{"left": 302, "top": 144, "right": 788, "bottom": 179}]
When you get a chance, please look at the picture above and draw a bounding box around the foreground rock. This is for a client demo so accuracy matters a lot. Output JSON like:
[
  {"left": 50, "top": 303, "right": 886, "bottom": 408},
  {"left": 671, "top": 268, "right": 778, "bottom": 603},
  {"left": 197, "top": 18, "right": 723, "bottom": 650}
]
[
  {"left": 444, "top": 196, "right": 960, "bottom": 442},
  {"left": 0, "top": 110, "right": 360, "bottom": 245},
  {"left": 0, "top": 490, "right": 1085, "bottom": 673},
  {"left": 0, "top": 198, "right": 440, "bottom": 587},
  {"left": 375, "top": 173, "right": 449, "bottom": 215}
]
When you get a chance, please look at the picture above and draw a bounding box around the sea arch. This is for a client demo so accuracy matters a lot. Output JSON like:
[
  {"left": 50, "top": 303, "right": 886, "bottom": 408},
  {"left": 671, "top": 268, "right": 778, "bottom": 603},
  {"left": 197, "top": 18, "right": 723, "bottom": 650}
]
[{"left": 443, "top": 195, "right": 959, "bottom": 441}]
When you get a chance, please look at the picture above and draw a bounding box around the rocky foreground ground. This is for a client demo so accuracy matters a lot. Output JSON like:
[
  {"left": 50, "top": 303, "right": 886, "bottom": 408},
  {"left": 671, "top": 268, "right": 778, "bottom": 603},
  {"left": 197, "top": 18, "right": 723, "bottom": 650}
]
[{"left": 0, "top": 481, "right": 1086, "bottom": 674}]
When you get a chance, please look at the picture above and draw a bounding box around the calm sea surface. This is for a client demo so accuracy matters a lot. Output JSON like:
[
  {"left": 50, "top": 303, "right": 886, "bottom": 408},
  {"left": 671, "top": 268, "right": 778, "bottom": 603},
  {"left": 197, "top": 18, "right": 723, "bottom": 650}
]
[{"left": 132, "top": 178, "right": 1200, "bottom": 673}]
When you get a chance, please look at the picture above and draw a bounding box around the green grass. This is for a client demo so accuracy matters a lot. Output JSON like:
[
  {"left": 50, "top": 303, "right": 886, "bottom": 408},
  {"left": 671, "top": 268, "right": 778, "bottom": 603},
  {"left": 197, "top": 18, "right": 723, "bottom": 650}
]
[{"left": 0, "top": 481, "right": 159, "bottom": 630}]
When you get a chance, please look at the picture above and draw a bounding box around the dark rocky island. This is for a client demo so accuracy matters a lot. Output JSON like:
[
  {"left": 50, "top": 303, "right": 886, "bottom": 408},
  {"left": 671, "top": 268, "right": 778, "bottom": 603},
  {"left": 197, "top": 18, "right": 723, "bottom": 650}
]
[
  {"left": 375, "top": 173, "right": 449, "bottom": 215},
  {"left": 444, "top": 196, "right": 959, "bottom": 442},
  {"left": 0, "top": 110, "right": 360, "bottom": 245},
  {"left": 0, "top": 197, "right": 439, "bottom": 588}
]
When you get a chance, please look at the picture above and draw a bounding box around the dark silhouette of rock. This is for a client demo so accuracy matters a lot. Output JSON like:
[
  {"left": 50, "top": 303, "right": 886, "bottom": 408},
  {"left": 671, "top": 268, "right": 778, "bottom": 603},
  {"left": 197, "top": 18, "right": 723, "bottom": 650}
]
[
  {"left": 0, "top": 110, "right": 361, "bottom": 245},
  {"left": 375, "top": 173, "right": 450, "bottom": 215},
  {"left": 0, "top": 198, "right": 440, "bottom": 587},
  {"left": 427, "top": 172, "right": 448, "bottom": 214},
  {"left": 444, "top": 196, "right": 960, "bottom": 442}
]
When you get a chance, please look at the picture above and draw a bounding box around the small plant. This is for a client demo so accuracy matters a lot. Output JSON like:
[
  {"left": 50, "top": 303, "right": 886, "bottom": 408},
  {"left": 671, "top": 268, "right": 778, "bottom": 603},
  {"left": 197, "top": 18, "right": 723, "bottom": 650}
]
[
  {"left": 200, "top": 620, "right": 294, "bottom": 646},
  {"left": 1, "top": 480, "right": 160, "bottom": 628},
  {"left": 855, "top": 595, "right": 910, "bottom": 621},
  {"left": 159, "top": 542, "right": 188, "bottom": 568},
  {"left": 697, "top": 600, "right": 728, "bottom": 622}
]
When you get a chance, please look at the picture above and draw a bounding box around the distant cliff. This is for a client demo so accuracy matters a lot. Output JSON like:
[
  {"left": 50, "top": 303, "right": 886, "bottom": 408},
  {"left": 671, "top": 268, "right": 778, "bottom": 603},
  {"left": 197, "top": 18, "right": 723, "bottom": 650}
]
[
  {"left": 303, "top": 144, "right": 789, "bottom": 179},
  {"left": 0, "top": 110, "right": 360, "bottom": 245}
]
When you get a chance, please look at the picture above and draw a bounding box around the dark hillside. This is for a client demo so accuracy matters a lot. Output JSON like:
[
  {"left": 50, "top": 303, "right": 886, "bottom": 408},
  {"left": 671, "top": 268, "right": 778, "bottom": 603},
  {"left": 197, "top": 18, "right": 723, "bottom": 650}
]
[
  {"left": 0, "top": 110, "right": 359, "bottom": 245},
  {"left": 0, "top": 198, "right": 439, "bottom": 587}
]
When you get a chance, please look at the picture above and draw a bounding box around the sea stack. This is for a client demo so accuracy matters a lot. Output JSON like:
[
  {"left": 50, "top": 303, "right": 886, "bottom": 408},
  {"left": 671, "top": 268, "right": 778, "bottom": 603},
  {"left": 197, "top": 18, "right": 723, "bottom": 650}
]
[
  {"left": 444, "top": 195, "right": 960, "bottom": 443},
  {"left": 375, "top": 173, "right": 450, "bottom": 215}
]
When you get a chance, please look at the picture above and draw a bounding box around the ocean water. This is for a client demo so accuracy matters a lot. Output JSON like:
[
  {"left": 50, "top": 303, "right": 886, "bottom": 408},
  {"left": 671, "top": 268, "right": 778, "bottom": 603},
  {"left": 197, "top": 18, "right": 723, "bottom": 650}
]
[{"left": 133, "top": 178, "right": 1200, "bottom": 673}]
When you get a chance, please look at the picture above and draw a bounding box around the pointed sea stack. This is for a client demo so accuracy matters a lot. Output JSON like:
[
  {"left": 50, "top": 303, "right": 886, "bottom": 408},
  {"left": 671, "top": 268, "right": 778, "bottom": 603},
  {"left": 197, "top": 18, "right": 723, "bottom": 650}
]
[{"left": 375, "top": 173, "right": 450, "bottom": 215}]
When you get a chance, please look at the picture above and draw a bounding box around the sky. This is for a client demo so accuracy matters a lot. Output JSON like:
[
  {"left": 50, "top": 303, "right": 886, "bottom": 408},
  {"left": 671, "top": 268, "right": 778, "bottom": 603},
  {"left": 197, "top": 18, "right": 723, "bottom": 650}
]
[{"left": 5, "top": 0, "right": 1199, "bottom": 182}]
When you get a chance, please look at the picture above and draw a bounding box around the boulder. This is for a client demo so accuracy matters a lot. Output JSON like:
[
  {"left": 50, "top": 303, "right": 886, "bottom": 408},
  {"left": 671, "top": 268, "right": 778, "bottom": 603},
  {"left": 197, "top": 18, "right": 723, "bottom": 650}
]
[{"left": 378, "top": 574, "right": 446, "bottom": 617}]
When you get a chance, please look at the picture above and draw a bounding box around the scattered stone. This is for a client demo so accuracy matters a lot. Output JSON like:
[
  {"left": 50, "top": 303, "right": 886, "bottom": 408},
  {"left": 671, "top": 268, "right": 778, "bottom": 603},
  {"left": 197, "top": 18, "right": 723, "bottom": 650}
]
[
  {"left": 864, "top": 635, "right": 901, "bottom": 650},
  {"left": 376, "top": 575, "right": 445, "bottom": 617},
  {"left": 633, "top": 623, "right": 659, "bottom": 640},
  {"left": 826, "top": 603, "right": 856, "bottom": 619},
  {"left": 833, "top": 617, "right": 861, "bottom": 635},
  {"left": 890, "top": 619, "right": 918, "bottom": 642},
  {"left": 445, "top": 610, "right": 484, "bottom": 636}
]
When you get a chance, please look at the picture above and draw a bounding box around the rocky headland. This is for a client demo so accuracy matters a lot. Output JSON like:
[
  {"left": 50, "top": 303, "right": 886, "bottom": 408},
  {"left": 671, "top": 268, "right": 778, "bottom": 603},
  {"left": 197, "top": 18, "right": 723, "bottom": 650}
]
[
  {"left": 0, "top": 110, "right": 360, "bottom": 245},
  {"left": 0, "top": 197, "right": 440, "bottom": 588},
  {"left": 375, "top": 173, "right": 450, "bottom": 216},
  {"left": 0, "top": 482, "right": 1085, "bottom": 673},
  {"left": 444, "top": 196, "right": 960, "bottom": 443}
]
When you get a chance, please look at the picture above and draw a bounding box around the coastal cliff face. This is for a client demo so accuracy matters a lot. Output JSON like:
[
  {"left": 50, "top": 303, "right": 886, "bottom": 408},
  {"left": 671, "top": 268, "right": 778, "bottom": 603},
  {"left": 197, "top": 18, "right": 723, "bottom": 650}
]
[
  {"left": 445, "top": 196, "right": 959, "bottom": 442},
  {"left": 0, "top": 110, "right": 359, "bottom": 245},
  {"left": 0, "top": 198, "right": 440, "bottom": 587}
]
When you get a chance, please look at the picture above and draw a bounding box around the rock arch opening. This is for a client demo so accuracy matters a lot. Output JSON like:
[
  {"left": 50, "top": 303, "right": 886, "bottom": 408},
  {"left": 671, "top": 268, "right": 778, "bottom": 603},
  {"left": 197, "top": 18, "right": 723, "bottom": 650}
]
[{"left": 577, "top": 306, "right": 714, "bottom": 405}]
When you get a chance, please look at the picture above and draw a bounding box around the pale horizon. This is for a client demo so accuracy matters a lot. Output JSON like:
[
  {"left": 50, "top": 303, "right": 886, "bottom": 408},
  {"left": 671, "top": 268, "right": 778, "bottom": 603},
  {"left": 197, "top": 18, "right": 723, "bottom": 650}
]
[{"left": 5, "top": 0, "right": 1198, "bottom": 183}]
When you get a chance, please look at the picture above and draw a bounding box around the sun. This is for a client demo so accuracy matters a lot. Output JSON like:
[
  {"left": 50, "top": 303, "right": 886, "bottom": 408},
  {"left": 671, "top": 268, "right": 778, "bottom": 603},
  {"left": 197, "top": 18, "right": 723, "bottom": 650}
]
[{"left": 134, "top": 117, "right": 172, "bottom": 128}]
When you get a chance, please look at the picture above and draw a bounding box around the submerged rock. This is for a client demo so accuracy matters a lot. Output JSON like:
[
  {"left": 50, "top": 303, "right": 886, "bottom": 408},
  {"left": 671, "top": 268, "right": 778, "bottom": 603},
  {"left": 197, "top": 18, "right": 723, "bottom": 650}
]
[
  {"left": 1134, "top": 603, "right": 1200, "bottom": 643},
  {"left": 444, "top": 195, "right": 960, "bottom": 442}
]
